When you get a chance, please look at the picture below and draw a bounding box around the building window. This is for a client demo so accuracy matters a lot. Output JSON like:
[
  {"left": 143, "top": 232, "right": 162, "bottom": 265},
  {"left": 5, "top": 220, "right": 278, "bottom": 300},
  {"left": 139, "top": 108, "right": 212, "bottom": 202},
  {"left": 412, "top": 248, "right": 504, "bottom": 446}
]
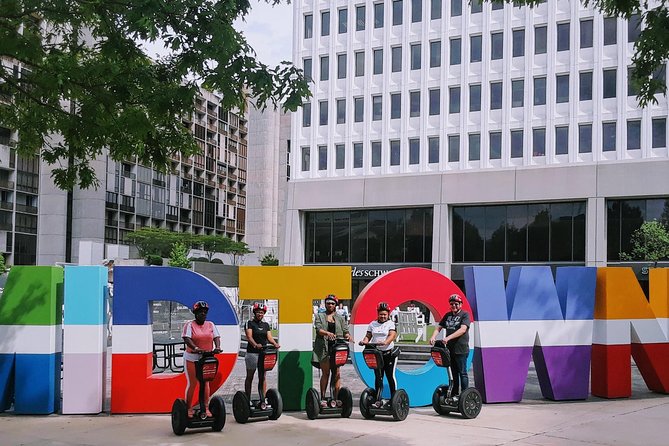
[
  {"left": 652, "top": 118, "right": 667, "bottom": 148},
  {"left": 490, "top": 81, "right": 502, "bottom": 110},
  {"left": 412, "top": 0, "right": 422, "bottom": 23},
  {"left": 579, "top": 124, "right": 592, "bottom": 153},
  {"left": 449, "top": 86, "right": 460, "bottom": 113},
  {"left": 304, "top": 58, "right": 312, "bottom": 82},
  {"left": 372, "top": 95, "right": 382, "bottom": 121},
  {"left": 628, "top": 66, "right": 640, "bottom": 97},
  {"left": 392, "top": 46, "right": 402, "bottom": 72},
  {"left": 373, "top": 48, "right": 383, "bottom": 74},
  {"left": 451, "top": 0, "right": 462, "bottom": 17},
  {"left": 555, "top": 126, "right": 569, "bottom": 155},
  {"left": 606, "top": 198, "right": 669, "bottom": 261},
  {"left": 603, "top": 69, "right": 617, "bottom": 99},
  {"left": 469, "top": 84, "right": 481, "bottom": 112},
  {"left": 448, "top": 135, "right": 460, "bottom": 162},
  {"left": 534, "top": 77, "right": 546, "bottom": 106},
  {"left": 512, "top": 28, "right": 525, "bottom": 57},
  {"left": 580, "top": 71, "right": 593, "bottom": 101},
  {"left": 321, "top": 11, "right": 330, "bottom": 36},
  {"left": 355, "top": 51, "right": 365, "bottom": 76},
  {"left": 302, "top": 102, "right": 311, "bottom": 127},
  {"left": 431, "top": 0, "right": 442, "bottom": 20},
  {"left": 336, "top": 144, "right": 345, "bottom": 169},
  {"left": 430, "top": 40, "right": 441, "bottom": 68},
  {"left": 627, "top": 120, "right": 641, "bottom": 150},
  {"left": 535, "top": 25, "right": 547, "bottom": 54},
  {"left": 354, "top": 97, "right": 364, "bottom": 122},
  {"left": 320, "top": 56, "right": 329, "bottom": 81},
  {"left": 356, "top": 5, "right": 366, "bottom": 31},
  {"left": 468, "top": 133, "right": 481, "bottom": 161},
  {"left": 556, "top": 74, "right": 569, "bottom": 103},
  {"left": 602, "top": 122, "right": 617, "bottom": 152},
  {"left": 490, "top": 131, "right": 502, "bottom": 159},
  {"left": 339, "top": 8, "right": 348, "bottom": 33},
  {"left": 318, "top": 146, "right": 327, "bottom": 170},
  {"left": 428, "top": 136, "right": 439, "bottom": 163},
  {"left": 336, "top": 99, "right": 346, "bottom": 124},
  {"left": 511, "top": 129, "right": 523, "bottom": 158},
  {"left": 604, "top": 17, "right": 617, "bottom": 45},
  {"left": 471, "top": 0, "right": 482, "bottom": 14},
  {"left": 304, "top": 14, "right": 313, "bottom": 39},
  {"left": 372, "top": 141, "right": 382, "bottom": 167},
  {"left": 301, "top": 146, "right": 310, "bottom": 171},
  {"left": 409, "top": 138, "right": 420, "bottom": 164},
  {"left": 410, "top": 43, "right": 421, "bottom": 70},
  {"left": 470, "top": 35, "right": 482, "bottom": 63},
  {"left": 492, "top": 0, "right": 504, "bottom": 10},
  {"left": 491, "top": 32, "right": 503, "bottom": 60},
  {"left": 410, "top": 90, "right": 421, "bottom": 117},
  {"left": 353, "top": 143, "right": 363, "bottom": 168},
  {"left": 533, "top": 128, "right": 546, "bottom": 156},
  {"left": 374, "top": 2, "right": 384, "bottom": 28},
  {"left": 393, "top": 0, "right": 403, "bottom": 26},
  {"left": 628, "top": 14, "right": 641, "bottom": 43},
  {"left": 512, "top": 79, "right": 524, "bottom": 108},
  {"left": 580, "top": 19, "right": 593, "bottom": 48},
  {"left": 391, "top": 93, "right": 401, "bottom": 119},
  {"left": 319, "top": 101, "right": 328, "bottom": 126},
  {"left": 450, "top": 38, "right": 461, "bottom": 65},
  {"left": 429, "top": 89, "right": 440, "bottom": 115},
  {"left": 557, "top": 22, "right": 570, "bottom": 51},
  {"left": 337, "top": 53, "right": 347, "bottom": 79},
  {"left": 390, "top": 140, "right": 401, "bottom": 165}
]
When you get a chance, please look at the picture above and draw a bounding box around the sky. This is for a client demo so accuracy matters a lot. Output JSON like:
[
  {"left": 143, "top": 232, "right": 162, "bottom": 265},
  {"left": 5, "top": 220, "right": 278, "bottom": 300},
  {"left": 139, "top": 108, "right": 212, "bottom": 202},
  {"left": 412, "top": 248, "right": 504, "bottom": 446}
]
[{"left": 235, "top": 2, "right": 294, "bottom": 68}]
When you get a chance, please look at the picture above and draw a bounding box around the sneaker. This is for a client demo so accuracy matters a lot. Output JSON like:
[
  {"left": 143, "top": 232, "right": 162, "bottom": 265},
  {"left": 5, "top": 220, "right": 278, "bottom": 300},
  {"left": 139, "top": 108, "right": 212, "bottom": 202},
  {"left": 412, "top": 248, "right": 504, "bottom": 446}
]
[
  {"left": 373, "top": 401, "right": 383, "bottom": 408},
  {"left": 187, "top": 408, "right": 195, "bottom": 418},
  {"left": 320, "top": 400, "right": 328, "bottom": 408}
]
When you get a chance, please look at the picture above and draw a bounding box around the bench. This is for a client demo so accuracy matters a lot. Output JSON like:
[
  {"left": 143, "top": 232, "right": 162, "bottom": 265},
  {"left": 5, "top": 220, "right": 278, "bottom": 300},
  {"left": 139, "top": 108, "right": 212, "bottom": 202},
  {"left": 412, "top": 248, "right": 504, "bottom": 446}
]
[{"left": 395, "top": 311, "right": 426, "bottom": 343}]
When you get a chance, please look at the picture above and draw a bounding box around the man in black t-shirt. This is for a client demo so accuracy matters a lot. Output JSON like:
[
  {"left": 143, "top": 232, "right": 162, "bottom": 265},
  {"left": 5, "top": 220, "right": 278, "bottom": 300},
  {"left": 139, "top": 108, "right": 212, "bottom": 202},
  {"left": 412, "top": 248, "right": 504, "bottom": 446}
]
[
  {"left": 244, "top": 303, "right": 280, "bottom": 399},
  {"left": 430, "top": 294, "right": 471, "bottom": 396}
]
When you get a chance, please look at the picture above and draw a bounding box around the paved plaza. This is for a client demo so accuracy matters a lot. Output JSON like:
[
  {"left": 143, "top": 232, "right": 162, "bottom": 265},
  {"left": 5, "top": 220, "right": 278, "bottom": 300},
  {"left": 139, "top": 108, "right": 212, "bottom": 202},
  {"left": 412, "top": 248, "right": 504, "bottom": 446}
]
[{"left": 1, "top": 357, "right": 669, "bottom": 445}]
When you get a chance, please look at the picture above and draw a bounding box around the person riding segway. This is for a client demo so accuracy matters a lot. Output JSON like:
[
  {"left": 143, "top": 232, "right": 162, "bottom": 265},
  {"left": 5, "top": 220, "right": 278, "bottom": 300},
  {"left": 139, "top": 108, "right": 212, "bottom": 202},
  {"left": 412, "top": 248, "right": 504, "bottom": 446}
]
[
  {"left": 305, "top": 294, "right": 353, "bottom": 419},
  {"left": 171, "top": 301, "right": 226, "bottom": 435},
  {"left": 429, "top": 294, "right": 482, "bottom": 419},
  {"left": 233, "top": 302, "right": 282, "bottom": 423},
  {"left": 358, "top": 302, "right": 410, "bottom": 421}
]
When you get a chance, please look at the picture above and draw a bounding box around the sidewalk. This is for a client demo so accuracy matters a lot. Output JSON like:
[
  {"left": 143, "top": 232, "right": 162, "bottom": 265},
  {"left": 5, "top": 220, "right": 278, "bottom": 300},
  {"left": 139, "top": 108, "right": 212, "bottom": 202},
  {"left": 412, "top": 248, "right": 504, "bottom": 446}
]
[{"left": 1, "top": 357, "right": 668, "bottom": 445}]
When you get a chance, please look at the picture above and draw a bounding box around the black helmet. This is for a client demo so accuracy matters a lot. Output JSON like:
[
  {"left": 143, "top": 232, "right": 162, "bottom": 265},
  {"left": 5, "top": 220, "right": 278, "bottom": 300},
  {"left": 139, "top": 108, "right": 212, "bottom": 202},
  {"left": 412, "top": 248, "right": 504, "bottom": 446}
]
[
  {"left": 377, "top": 302, "right": 390, "bottom": 312},
  {"left": 192, "top": 301, "right": 209, "bottom": 313}
]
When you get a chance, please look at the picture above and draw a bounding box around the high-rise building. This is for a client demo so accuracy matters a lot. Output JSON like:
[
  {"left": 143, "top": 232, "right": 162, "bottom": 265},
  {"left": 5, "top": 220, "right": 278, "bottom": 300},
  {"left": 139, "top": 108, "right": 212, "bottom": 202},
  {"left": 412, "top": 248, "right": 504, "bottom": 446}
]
[{"left": 285, "top": 0, "right": 669, "bottom": 298}]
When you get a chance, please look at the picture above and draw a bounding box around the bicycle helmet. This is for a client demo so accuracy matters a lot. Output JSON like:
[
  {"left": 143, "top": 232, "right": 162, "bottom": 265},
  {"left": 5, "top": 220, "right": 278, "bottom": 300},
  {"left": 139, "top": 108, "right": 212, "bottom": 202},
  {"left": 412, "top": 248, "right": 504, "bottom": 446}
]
[
  {"left": 192, "top": 300, "right": 209, "bottom": 313},
  {"left": 252, "top": 302, "right": 268, "bottom": 313},
  {"left": 449, "top": 294, "right": 463, "bottom": 304},
  {"left": 324, "top": 294, "right": 338, "bottom": 304},
  {"left": 377, "top": 302, "right": 391, "bottom": 312}
]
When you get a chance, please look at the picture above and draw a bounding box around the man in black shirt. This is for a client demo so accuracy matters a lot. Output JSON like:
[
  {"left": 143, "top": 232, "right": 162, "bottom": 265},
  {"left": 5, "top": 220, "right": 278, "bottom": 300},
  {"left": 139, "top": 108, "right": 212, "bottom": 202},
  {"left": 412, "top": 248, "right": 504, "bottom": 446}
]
[
  {"left": 430, "top": 294, "right": 471, "bottom": 396},
  {"left": 245, "top": 303, "right": 280, "bottom": 399}
]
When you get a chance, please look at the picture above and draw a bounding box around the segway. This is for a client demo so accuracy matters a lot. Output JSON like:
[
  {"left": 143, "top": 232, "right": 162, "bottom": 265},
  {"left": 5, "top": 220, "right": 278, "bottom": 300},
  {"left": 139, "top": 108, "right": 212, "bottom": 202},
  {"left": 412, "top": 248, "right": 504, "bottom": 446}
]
[
  {"left": 233, "top": 345, "right": 283, "bottom": 423},
  {"left": 359, "top": 344, "right": 410, "bottom": 421},
  {"left": 171, "top": 350, "right": 226, "bottom": 435},
  {"left": 305, "top": 338, "right": 353, "bottom": 419},
  {"left": 430, "top": 341, "right": 482, "bottom": 419}
]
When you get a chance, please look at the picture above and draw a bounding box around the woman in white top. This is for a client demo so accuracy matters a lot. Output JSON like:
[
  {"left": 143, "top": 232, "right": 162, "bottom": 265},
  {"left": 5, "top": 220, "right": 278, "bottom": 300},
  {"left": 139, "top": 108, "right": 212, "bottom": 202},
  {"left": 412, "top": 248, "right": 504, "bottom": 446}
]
[{"left": 358, "top": 302, "right": 398, "bottom": 403}]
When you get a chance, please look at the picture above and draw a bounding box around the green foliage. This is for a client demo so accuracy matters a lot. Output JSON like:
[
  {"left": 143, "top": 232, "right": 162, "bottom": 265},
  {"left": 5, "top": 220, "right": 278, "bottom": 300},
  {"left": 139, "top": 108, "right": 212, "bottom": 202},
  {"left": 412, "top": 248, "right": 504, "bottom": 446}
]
[
  {"left": 126, "top": 227, "right": 192, "bottom": 258},
  {"left": 0, "top": 1, "right": 310, "bottom": 190},
  {"left": 168, "top": 242, "right": 191, "bottom": 268},
  {"left": 619, "top": 220, "right": 669, "bottom": 264},
  {"left": 487, "top": 0, "right": 667, "bottom": 106},
  {"left": 145, "top": 254, "right": 164, "bottom": 266},
  {"left": 0, "top": 253, "right": 7, "bottom": 274},
  {"left": 260, "top": 252, "right": 279, "bottom": 266},
  {"left": 228, "top": 241, "right": 254, "bottom": 265},
  {"left": 197, "top": 234, "right": 234, "bottom": 262}
]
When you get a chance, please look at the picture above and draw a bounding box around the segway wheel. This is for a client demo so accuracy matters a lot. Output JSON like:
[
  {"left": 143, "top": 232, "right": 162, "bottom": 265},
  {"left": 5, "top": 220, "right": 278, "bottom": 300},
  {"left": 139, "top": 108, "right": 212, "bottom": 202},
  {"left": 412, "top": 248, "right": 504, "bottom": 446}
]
[
  {"left": 232, "top": 391, "right": 251, "bottom": 424},
  {"left": 305, "top": 388, "right": 320, "bottom": 420},
  {"left": 359, "top": 387, "right": 375, "bottom": 420},
  {"left": 266, "top": 388, "right": 283, "bottom": 420},
  {"left": 432, "top": 384, "right": 450, "bottom": 415},
  {"left": 338, "top": 387, "right": 353, "bottom": 418},
  {"left": 458, "top": 388, "right": 482, "bottom": 419},
  {"left": 171, "top": 399, "right": 188, "bottom": 436},
  {"left": 209, "top": 395, "right": 226, "bottom": 432},
  {"left": 390, "top": 389, "right": 410, "bottom": 421}
]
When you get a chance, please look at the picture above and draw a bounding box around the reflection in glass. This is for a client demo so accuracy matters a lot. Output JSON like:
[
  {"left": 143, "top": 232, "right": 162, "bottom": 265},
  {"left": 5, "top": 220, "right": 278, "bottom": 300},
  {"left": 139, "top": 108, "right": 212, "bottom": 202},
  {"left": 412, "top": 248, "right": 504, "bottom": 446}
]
[
  {"left": 332, "top": 212, "right": 350, "bottom": 263},
  {"left": 368, "top": 210, "right": 386, "bottom": 262},
  {"left": 550, "top": 203, "right": 573, "bottom": 261},
  {"left": 464, "top": 207, "right": 484, "bottom": 261},
  {"left": 350, "top": 211, "right": 367, "bottom": 262},
  {"left": 315, "top": 213, "right": 332, "bottom": 262},
  {"left": 528, "top": 204, "right": 550, "bottom": 261},
  {"left": 506, "top": 205, "right": 527, "bottom": 261},
  {"left": 485, "top": 206, "right": 506, "bottom": 261},
  {"left": 386, "top": 209, "right": 405, "bottom": 262}
]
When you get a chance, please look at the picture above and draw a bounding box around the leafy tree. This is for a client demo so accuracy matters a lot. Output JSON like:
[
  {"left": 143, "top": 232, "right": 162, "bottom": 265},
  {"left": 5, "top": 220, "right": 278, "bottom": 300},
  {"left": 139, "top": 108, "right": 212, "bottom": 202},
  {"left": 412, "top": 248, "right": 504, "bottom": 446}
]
[
  {"left": 260, "top": 252, "right": 279, "bottom": 266},
  {"left": 145, "top": 254, "right": 163, "bottom": 266},
  {"left": 0, "top": 1, "right": 310, "bottom": 190},
  {"left": 195, "top": 234, "right": 235, "bottom": 262},
  {"left": 168, "top": 242, "right": 191, "bottom": 268},
  {"left": 228, "top": 240, "right": 254, "bottom": 266},
  {"left": 126, "top": 227, "right": 191, "bottom": 259},
  {"left": 619, "top": 220, "right": 669, "bottom": 266},
  {"left": 0, "top": 253, "right": 7, "bottom": 274},
  {"left": 488, "top": 0, "right": 666, "bottom": 106}
]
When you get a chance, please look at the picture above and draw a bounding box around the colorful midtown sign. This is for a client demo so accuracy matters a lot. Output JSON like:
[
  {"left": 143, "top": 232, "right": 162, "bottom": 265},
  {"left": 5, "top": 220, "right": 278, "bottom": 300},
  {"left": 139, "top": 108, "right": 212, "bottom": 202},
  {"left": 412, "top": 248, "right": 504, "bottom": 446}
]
[{"left": 0, "top": 265, "right": 667, "bottom": 414}]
